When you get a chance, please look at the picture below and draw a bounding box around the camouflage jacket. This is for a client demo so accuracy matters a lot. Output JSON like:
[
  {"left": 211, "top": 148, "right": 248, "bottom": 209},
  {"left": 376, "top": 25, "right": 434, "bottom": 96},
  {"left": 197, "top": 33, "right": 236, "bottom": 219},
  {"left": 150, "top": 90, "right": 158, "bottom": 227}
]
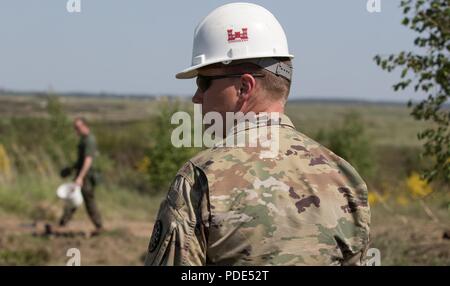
[{"left": 144, "top": 113, "right": 370, "bottom": 266}]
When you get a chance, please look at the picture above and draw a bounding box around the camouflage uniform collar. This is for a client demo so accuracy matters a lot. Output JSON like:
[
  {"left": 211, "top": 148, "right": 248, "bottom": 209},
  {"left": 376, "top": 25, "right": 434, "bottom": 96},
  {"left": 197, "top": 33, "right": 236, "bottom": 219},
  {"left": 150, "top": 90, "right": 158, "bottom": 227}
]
[
  {"left": 212, "top": 113, "right": 295, "bottom": 148},
  {"left": 227, "top": 112, "right": 295, "bottom": 135},
  {"left": 277, "top": 113, "right": 296, "bottom": 129}
]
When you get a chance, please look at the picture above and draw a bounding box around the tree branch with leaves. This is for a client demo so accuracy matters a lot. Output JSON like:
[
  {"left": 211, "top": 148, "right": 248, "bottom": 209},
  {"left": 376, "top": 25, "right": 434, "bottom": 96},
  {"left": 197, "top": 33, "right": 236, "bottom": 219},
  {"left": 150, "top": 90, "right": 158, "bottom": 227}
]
[{"left": 374, "top": 0, "right": 449, "bottom": 182}]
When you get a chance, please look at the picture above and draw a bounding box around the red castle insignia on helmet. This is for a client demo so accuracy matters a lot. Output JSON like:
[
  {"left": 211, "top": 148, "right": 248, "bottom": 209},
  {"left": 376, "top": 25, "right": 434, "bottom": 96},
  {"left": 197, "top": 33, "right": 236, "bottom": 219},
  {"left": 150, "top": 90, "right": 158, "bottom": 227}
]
[{"left": 227, "top": 28, "right": 248, "bottom": 42}]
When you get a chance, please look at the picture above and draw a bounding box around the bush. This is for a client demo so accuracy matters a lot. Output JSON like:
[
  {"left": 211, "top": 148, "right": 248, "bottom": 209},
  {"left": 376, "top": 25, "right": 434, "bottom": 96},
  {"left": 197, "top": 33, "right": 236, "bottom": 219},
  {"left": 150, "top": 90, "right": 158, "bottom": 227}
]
[
  {"left": 315, "top": 112, "right": 376, "bottom": 181},
  {"left": 144, "top": 99, "right": 199, "bottom": 194}
]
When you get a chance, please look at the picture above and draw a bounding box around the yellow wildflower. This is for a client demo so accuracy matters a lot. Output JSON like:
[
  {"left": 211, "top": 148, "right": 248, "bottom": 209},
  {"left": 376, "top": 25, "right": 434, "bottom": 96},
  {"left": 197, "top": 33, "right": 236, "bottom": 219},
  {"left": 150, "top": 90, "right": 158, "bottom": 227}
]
[{"left": 406, "top": 172, "right": 433, "bottom": 198}]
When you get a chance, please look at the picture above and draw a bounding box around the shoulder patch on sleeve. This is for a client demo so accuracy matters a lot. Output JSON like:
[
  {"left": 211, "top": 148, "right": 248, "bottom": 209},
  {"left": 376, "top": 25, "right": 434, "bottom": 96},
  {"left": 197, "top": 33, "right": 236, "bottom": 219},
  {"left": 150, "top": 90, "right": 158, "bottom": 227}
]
[
  {"left": 148, "top": 219, "right": 163, "bottom": 253},
  {"left": 144, "top": 206, "right": 178, "bottom": 265}
]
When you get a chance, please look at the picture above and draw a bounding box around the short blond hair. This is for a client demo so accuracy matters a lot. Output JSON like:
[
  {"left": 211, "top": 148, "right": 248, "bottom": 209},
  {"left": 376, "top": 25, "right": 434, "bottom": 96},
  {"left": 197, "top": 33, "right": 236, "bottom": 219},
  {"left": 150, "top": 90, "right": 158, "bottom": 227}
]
[{"left": 258, "top": 58, "right": 292, "bottom": 102}]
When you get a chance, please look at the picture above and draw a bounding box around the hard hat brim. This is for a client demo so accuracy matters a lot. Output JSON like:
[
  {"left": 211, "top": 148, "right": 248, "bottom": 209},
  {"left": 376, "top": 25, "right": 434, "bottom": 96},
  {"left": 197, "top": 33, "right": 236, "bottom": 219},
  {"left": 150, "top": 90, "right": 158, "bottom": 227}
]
[
  {"left": 175, "top": 54, "right": 294, "bottom": 79},
  {"left": 175, "top": 64, "right": 203, "bottom": 79}
]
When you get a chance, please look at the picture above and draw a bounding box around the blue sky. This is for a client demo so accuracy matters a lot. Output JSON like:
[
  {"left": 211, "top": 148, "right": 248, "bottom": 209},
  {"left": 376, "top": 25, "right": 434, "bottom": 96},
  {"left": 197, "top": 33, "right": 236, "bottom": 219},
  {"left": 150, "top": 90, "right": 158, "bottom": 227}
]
[{"left": 0, "top": 0, "right": 425, "bottom": 101}]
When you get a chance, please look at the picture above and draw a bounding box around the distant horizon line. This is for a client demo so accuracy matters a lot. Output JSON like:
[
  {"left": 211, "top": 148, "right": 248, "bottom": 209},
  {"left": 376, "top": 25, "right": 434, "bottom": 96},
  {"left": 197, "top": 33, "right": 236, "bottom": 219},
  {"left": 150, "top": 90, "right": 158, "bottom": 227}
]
[{"left": 0, "top": 87, "right": 438, "bottom": 105}]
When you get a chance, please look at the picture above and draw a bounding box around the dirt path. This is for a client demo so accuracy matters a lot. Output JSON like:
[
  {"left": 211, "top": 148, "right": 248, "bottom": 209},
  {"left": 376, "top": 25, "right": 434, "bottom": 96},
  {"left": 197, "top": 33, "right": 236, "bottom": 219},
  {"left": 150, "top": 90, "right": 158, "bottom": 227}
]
[
  {"left": 2, "top": 210, "right": 449, "bottom": 265},
  {"left": 370, "top": 210, "right": 450, "bottom": 265},
  {"left": 0, "top": 215, "right": 154, "bottom": 265}
]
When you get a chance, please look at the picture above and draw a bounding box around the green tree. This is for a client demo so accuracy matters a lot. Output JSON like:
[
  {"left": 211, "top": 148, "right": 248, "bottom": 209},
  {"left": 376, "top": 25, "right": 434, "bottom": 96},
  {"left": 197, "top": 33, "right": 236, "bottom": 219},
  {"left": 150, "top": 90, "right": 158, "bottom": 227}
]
[{"left": 374, "top": 0, "right": 449, "bottom": 182}]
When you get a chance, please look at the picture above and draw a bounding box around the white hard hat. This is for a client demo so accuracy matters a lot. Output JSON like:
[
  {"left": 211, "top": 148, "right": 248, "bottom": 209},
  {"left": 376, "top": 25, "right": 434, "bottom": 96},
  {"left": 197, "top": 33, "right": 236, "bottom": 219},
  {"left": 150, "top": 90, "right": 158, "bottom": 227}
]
[
  {"left": 176, "top": 2, "right": 294, "bottom": 80},
  {"left": 56, "top": 183, "right": 83, "bottom": 207}
]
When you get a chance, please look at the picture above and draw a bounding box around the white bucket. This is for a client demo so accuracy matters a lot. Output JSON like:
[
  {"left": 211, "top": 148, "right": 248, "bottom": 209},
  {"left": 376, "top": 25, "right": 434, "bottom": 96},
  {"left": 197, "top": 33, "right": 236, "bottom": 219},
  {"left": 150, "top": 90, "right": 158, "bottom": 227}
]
[{"left": 56, "top": 183, "right": 84, "bottom": 207}]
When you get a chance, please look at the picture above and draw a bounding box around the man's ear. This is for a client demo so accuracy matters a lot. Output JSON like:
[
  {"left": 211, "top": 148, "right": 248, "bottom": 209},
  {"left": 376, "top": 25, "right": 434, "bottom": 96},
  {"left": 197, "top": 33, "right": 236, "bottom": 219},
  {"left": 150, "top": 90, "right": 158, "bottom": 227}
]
[
  {"left": 239, "top": 74, "right": 256, "bottom": 96},
  {"left": 235, "top": 74, "right": 257, "bottom": 112}
]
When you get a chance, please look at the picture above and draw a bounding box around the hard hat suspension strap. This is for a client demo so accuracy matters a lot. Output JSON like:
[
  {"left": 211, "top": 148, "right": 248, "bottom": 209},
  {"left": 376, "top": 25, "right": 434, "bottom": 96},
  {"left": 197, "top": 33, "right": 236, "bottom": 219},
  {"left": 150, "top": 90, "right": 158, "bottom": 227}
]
[{"left": 249, "top": 58, "right": 293, "bottom": 82}]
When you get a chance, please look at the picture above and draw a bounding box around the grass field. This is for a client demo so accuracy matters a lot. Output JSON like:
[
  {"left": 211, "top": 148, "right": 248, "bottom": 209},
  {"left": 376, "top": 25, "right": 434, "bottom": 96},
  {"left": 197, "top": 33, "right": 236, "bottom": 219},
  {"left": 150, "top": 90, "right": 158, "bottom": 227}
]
[{"left": 0, "top": 93, "right": 449, "bottom": 265}]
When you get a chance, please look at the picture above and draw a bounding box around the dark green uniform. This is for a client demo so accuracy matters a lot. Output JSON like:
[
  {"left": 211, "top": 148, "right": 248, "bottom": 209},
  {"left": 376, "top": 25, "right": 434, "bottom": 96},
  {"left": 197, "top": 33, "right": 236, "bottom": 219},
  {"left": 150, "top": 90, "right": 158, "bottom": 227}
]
[{"left": 59, "top": 133, "right": 103, "bottom": 229}]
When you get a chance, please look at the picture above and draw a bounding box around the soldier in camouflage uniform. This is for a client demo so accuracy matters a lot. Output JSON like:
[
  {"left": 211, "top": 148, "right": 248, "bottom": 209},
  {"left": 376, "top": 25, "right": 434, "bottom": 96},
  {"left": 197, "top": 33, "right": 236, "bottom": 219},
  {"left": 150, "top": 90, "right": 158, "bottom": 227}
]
[
  {"left": 145, "top": 3, "right": 370, "bottom": 266},
  {"left": 59, "top": 117, "right": 103, "bottom": 234}
]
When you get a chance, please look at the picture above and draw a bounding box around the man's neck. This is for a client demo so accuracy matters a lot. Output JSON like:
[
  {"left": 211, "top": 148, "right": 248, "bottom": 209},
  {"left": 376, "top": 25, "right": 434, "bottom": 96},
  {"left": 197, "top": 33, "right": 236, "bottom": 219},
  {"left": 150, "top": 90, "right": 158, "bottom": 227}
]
[
  {"left": 243, "top": 99, "right": 285, "bottom": 114},
  {"left": 263, "top": 102, "right": 284, "bottom": 113}
]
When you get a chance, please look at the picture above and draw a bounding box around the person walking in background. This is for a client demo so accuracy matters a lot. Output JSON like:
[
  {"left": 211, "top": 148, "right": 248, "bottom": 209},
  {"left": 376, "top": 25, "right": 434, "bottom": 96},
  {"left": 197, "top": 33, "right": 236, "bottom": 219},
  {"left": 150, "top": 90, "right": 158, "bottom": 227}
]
[{"left": 59, "top": 117, "right": 103, "bottom": 236}]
